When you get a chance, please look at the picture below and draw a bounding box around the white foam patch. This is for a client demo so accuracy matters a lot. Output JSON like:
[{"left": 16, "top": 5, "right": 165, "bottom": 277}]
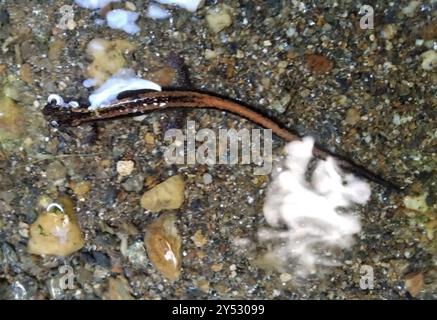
[
  {"left": 147, "top": 3, "right": 172, "bottom": 20},
  {"left": 261, "top": 137, "right": 371, "bottom": 277},
  {"left": 74, "top": 0, "right": 119, "bottom": 10},
  {"left": 155, "top": 0, "right": 203, "bottom": 12},
  {"left": 86, "top": 68, "right": 162, "bottom": 109},
  {"left": 106, "top": 9, "right": 140, "bottom": 34}
]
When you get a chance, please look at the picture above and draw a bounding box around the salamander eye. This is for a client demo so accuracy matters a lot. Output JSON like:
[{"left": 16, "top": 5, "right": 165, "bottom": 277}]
[{"left": 47, "top": 94, "right": 65, "bottom": 106}]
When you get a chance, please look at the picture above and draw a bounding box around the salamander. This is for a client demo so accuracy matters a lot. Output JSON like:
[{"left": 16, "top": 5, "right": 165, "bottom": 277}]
[{"left": 42, "top": 88, "right": 401, "bottom": 191}]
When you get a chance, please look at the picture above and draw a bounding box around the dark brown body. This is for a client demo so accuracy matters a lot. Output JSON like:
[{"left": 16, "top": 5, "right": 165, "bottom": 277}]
[{"left": 43, "top": 89, "right": 400, "bottom": 190}]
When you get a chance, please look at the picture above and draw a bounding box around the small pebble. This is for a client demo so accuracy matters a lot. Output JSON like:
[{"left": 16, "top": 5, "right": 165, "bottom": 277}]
[
  {"left": 421, "top": 50, "right": 437, "bottom": 71},
  {"left": 140, "top": 175, "right": 185, "bottom": 212},
  {"left": 18, "top": 222, "right": 29, "bottom": 238},
  {"left": 71, "top": 181, "right": 91, "bottom": 198},
  {"left": 206, "top": 6, "right": 232, "bottom": 33},
  {"left": 403, "top": 193, "right": 429, "bottom": 213},
  {"left": 280, "top": 273, "right": 292, "bottom": 283},
  {"left": 305, "top": 54, "right": 333, "bottom": 73},
  {"left": 144, "top": 213, "right": 182, "bottom": 281},
  {"left": 202, "top": 173, "right": 212, "bottom": 185},
  {"left": 211, "top": 263, "right": 223, "bottom": 272},
  {"left": 121, "top": 174, "right": 144, "bottom": 192},
  {"left": 27, "top": 196, "right": 85, "bottom": 256},
  {"left": 191, "top": 230, "right": 208, "bottom": 247},
  {"left": 381, "top": 24, "right": 397, "bottom": 40},
  {"left": 116, "top": 160, "right": 135, "bottom": 177}
]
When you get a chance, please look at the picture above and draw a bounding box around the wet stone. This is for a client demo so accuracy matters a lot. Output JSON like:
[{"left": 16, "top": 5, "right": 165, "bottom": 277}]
[
  {"left": 144, "top": 213, "right": 182, "bottom": 281},
  {"left": 125, "top": 240, "right": 148, "bottom": 268}
]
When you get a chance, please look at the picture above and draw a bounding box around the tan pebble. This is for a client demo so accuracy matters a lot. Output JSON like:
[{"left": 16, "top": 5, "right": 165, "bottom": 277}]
[
  {"left": 197, "top": 251, "right": 206, "bottom": 259},
  {"left": 421, "top": 22, "right": 437, "bottom": 40},
  {"left": 211, "top": 263, "right": 223, "bottom": 272},
  {"left": 381, "top": 24, "right": 397, "bottom": 40},
  {"left": 100, "top": 159, "right": 111, "bottom": 168},
  {"left": 140, "top": 175, "right": 185, "bottom": 212},
  {"left": 191, "top": 230, "right": 208, "bottom": 247},
  {"left": 345, "top": 108, "right": 361, "bottom": 125},
  {"left": 144, "top": 213, "right": 182, "bottom": 281},
  {"left": 125, "top": 1, "right": 136, "bottom": 11},
  {"left": 204, "top": 49, "right": 218, "bottom": 59},
  {"left": 144, "top": 132, "right": 155, "bottom": 145},
  {"left": 196, "top": 279, "right": 210, "bottom": 293},
  {"left": 71, "top": 181, "right": 91, "bottom": 198},
  {"left": 206, "top": 6, "right": 233, "bottom": 33},
  {"left": 0, "top": 96, "right": 25, "bottom": 142},
  {"left": 405, "top": 273, "right": 424, "bottom": 297},
  {"left": 251, "top": 175, "right": 268, "bottom": 187},
  {"left": 27, "top": 196, "right": 85, "bottom": 256},
  {"left": 86, "top": 38, "right": 136, "bottom": 86},
  {"left": 280, "top": 273, "right": 292, "bottom": 283},
  {"left": 425, "top": 220, "right": 437, "bottom": 240}
]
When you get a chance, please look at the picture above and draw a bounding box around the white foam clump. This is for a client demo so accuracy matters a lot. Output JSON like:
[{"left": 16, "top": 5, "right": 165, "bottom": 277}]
[
  {"left": 155, "top": 0, "right": 203, "bottom": 12},
  {"left": 147, "top": 3, "right": 172, "bottom": 20},
  {"left": 74, "top": 0, "right": 119, "bottom": 10},
  {"left": 261, "top": 137, "right": 371, "bottom": 277},
  {"left": 106, "top": 9, "right": 140, "bottom": 34},
  {"left": 87, "top": 68, "right": 161, "bottom": 110}
]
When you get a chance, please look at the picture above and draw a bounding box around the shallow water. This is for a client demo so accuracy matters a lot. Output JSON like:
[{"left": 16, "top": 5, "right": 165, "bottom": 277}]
[{"left": 0, "top": 0, "right": 436, "bottom": 299}]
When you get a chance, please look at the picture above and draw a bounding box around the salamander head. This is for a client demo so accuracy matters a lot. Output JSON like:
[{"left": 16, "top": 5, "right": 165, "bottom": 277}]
[{"left": 43, "top": 94, "right": 84, "bottom": 127}]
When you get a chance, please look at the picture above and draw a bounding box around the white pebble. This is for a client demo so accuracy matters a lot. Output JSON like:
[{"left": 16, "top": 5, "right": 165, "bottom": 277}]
[
  {"left": 147, "top": 3, "right": 171, "bottom": 20},
  {"left": 280, "top": 273, "right": 292, "bottom": 283},
  {"left": 106, "top": 9, "right": 140, "bottom": 34},
  {"left": 117, "top": 160, "right": 135, "bottom": 177},
  {"left": 421, "top": 50, "right": 437, "bottom": 71},
  {"left": 203, "top": 173, "right": 212, "bottom": 185}
]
